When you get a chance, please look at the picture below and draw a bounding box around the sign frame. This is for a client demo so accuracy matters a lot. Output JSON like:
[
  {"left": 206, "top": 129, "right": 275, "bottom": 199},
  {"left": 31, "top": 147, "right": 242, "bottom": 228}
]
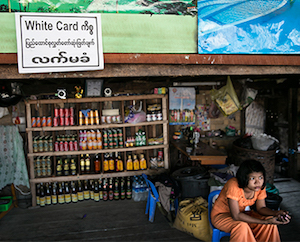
[{"left": 15, "top": 13, "right": 104, "bottom": 74}]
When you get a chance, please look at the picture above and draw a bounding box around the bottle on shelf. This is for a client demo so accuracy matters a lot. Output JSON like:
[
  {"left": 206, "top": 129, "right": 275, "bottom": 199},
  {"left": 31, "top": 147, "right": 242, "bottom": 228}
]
[
  {"left": 80, "top": 154, "right": 85, "bottom": 174},
  {"left": 71, "top": 181, "right": 78, "bottom": 203},
  {"left": 58, "top": 182, "right": 65, "bottom": 204},
  {"left": 109, "top": 153, "right": 115, "bottom": 172},
  {"left": 94, "top": 180, "right": 100, "bottom": 202},
  {"left": 103, "top": 154, "right": 109, "bottom": 172},
  {"left": 133, "top": 154, "right": 140, "bottom": 171},
  {"left": 77, "top": 180, "right": 84, "bottom": 202},
  {"left": 99, "top": 179, "right": 103, "bottom": 200},
  {"left": 45, "top": 183, "right": 52, "bottom": 205},
  {"left": 85, "top": 154, "right": 91, "bottom": 174},
  {"left": 139, "top": 154, "right": 147, "bottom": 170},
  {"left": 102, "top": 178, "right": 108, "bottom": 201},
  {"left": 94, "top": 154, "right": 101, "bottom": 174},
  {"left": 113, "top": 178, "right": 120, "bottom": 200},
  {"left": 36, "top": 184, "right": 41, "bottom": 206},
  {"left": 126, "top": 177, "right": 132, "bottom": 200},
  {"left": 39, "top": 183, "right": 46, "bottom": 207},
  {"left": 120, "top": 177, "right": 126, "bottom": 200},
  {"left": 108, "top": 178, "right": 114, "bottom": 201},
  {"left": 126, "top": 155, "right": 133, "bottom": 171},
  {"left": 83, "top": 180, "right": 90, "bottom": 200},
  {"left": 64, "top": 182, "right": 71, "bottom": 204},
  {"left": 70, "top": 158, "right": 77, "bottom": 176},
  {"left": 51, "top": 182, "right": 58, "bottom": 205},
  {"left": 56, "top": 158, "right": 63, "bottom": 176},
  {"left": 63, "top": 158, "right": 69, "bottom": 176},
  {"left": 89, "top": 180, "right": 94, "bottom": 200}
]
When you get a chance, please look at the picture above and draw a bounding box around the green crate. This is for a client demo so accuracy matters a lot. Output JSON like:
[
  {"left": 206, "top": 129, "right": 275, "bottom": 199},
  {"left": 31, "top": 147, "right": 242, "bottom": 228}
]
[{"left": 0, "top": 196, "right": 13, "bottom": 212}]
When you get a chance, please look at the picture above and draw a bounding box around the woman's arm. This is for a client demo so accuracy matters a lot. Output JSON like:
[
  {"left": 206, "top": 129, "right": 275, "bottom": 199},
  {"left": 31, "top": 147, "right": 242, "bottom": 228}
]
[
  {"left": 228, "top": 198, "right": 290, "bottom": 225},
  {"left": 256, "top": 199, "right": 291, "bottom": 223}
]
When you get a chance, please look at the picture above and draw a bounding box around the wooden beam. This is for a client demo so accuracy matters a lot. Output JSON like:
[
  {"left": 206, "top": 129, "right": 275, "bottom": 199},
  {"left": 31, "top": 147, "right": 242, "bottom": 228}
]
[
  {"left": 2, "top": 64, "right": 300, "bottom": 80},
  {"left": 1, "top": 53, "right": 300, "bottom": 66}
]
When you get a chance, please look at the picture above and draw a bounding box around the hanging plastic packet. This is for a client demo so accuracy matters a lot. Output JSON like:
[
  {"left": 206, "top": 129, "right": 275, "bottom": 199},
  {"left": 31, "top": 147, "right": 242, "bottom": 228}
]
[{"left": 210, "top": 76, "right": 241, "bottom": 116}]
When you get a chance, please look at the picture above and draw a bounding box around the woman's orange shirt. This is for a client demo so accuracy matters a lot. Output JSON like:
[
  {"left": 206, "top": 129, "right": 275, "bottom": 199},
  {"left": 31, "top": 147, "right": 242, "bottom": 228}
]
[{"left": 212, "top": 178, "right": 267, "bottom": 214}]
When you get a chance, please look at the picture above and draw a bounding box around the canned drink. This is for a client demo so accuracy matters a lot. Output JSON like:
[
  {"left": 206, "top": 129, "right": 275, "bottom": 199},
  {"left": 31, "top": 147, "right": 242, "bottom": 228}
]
[
  {"left": 60, "top": 116, "right": 64, "bottom": 126},
  {"left": 93, "top": 140, "right": 98, "bottom": 150},
  {"left": 94, "top": 110, "right": 99, "bottom": 124},
  {"left": 59, "top": 108, "right": 64, "bottom": 117},
  {"left": 106, "top": 116, "right": 111, "bottom": 124},
  {"left": 65, "top": 116, "right": 70, "bottom": 126},
  {"left": 73, "top": 140, "right": 78, "bottom": 151},
  {"left": 69, "top": 141, "right": 74, "bottom": 151},
  {"left": 101, "top": 116, "right": 106, "bottom": 124},
  {"left": 59, "top": 141, "right": 64, "bottom": 151},
  {"left": 42, "top": 116, "right": 47, "bottom": 127},
  {"left": 116, "top": 115, "right": 121, "bottom": 123},
  {"left": 69, "top": 116, "right": 75, "bottom": 126},
  {"left": 69, "top": 107, "right": 74, "bottom": 117},
  {"left": 54, "top": 141, "right": 59, "bottom": 152},
  {"left": 79, "top": 117, "right": 83, "bottom": 126},
  {"left": 157, "top": 113, "right": 162, "bottom": 121},
  {"left": 147, "top": 114, "right": 152, "bottom": 122},
  {"left": 31, "top": 117, "right": 36, "bottom": 127},
  {"left": 46, "top": 116, "right": 52, "bottom": 127},
  {"left": 79, "top": 111, "right": 83, "bottom": 118},
  {"left": 64, "top": 108, "right": 69, "bottom": 117},
  {"left": 89, "top": 116, "right": 94, "bottom": 125},
  {"left": 84, "top": 116, "right": 89, "bottom": 126},
  {"left": 112, "top": 115, "right": 116, "bottom": 123},
  {"left": 64, "top": 141, "right": 69, "bottom": 151},
  {"left": 36, "top": 117, "right": 41, "bottom": 127},
  {"left": 53, "top": 117, "right": 59, "bottom": 127},
  {"left": 54, "top": 108, "right": 59, "bottom": 117}
]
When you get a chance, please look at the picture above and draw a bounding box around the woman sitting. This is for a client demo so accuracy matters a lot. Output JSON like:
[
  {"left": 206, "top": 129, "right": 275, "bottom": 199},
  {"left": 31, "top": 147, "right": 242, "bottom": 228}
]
[{"left": 211, "top": 159, "right": 291, "bottom": 242}]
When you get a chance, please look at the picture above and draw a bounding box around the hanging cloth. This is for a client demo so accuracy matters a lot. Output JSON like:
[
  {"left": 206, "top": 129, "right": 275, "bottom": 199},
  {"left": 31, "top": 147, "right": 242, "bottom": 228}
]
[{"left": 0, "top": 125, "right": 30, "bottom": 190}]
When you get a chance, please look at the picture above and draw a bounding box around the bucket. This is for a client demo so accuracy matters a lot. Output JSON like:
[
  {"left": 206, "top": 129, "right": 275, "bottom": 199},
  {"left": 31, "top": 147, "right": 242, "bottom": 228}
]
[
  {"left": 266, "top": 192, "right": 282, "bottom": 210},
  {"left": 172, "top": 167, "right": 210, "bottom": 199}
]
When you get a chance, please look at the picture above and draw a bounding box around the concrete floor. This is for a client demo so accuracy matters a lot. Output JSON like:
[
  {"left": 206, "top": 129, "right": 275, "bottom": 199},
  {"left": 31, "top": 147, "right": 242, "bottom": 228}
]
[{"left": 0, "top": 177, "right": 300, "bottom": 241}]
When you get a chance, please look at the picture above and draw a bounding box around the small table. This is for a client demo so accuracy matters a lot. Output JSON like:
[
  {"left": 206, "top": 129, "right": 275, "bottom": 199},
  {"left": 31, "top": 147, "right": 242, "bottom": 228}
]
[{"left": 171, "top": 140, "right": 227, "bottom": 165}]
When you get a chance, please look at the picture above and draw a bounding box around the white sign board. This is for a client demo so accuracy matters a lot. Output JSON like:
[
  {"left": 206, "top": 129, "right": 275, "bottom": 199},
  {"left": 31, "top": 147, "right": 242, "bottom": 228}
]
[{"left": 15, "top": 13, "right": 104, "bottom": 74}]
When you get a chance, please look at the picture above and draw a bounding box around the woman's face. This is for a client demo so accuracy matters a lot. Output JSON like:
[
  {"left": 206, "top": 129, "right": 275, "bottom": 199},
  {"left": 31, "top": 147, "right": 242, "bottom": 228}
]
[{"left": 247, "top": 172, "right": 264, "bottom": 191}]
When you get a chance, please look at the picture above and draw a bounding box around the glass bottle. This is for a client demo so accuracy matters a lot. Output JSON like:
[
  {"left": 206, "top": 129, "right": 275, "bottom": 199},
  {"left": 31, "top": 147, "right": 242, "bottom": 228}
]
[
  {"left": 126, "top": 177, "right": 132, "bottom": 200},
  {"left": 80, "top": 154, "right": 85, "bottom": 174},
  {"left": 70, "top": 158, "right": 77, "bottom": 176},
  {"left": 120, "top": 177, "right": 126, "bottom": 200},
  {"left": 117, "top": 154, "right": 124, "bottom": 172},
  {"left": 139, "top": 154, "right": 147, "bottom": 170},
  {"left": 89, "top": 180, "right": 94, "bottom": 200},
  {"left": 94, "top": 180, "right": 100, "bottom": 202},
  {"left": 108, "top": 178, "right": 114, "bottom": 201},
  {"left": 113, "top": 178, "right": 120, "bottom": 200},
  {"left": 58, "top": 182, "right": 65, "bottom": 204},
  {"left": 83, "top": 180, "right": 90, "bottom": 200},
  {"left": 133, "top": 154, "right": 140, "bottom": 171},
  {"left": 77, "top": 180, "right": 84, "bottom": 201},
  {"left": 39, "top": 183, "right": 46, "bottom": 207},
  {"left": 103, "top": 153, "right": 109, "bottom": 172},
  {"left": 45, "top": 183, "right": 52, "bottom": 206},
  {"left": 63, "top": 158, "right": 70, "bottom": 176},
  {"left": 99, "top": 179, "right": 103, "bottom": 200},
  {"left": 126, "top": 155, "right": 133, "bottom": 171},
  {"left": 64, "top": 182, "right": 71, "bottom": 204},
  {"left": 109, "top": 153, "right": 115, "bottom": 171},
  {"left": 102, "top": 178, "right": 108, "bottom": 201},
  {"left": 36, "top": 183, "right": 41, "bottom": 206},
  {"left": 94, "top": 154, "right": 101, "bottom": 174},
  {"left": 85, "top": 154, "right": 91, "bottom": 174},
  {"left": 56, "top": 158, "right": 63, "bottom": 176},
  {"left": 71, "top": 181, "right": 78, "bottom": 203},
  {"left": 51, "top": 182, "right": 58, "bottom": 205}
]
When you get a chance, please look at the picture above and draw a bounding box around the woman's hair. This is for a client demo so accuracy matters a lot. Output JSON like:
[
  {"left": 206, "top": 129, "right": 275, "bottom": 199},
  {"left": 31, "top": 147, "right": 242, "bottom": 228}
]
[{"left": 236, "top": 159, "right": 266, "bottom": 189}]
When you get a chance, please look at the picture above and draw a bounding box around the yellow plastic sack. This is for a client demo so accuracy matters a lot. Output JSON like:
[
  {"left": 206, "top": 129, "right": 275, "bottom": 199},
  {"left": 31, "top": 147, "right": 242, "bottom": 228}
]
[
  {"left": 173, "top": 197, "right": 212, "bottom": 242},
  {"left": 210, "top": 76, "right": 241, "bottom": 116}
]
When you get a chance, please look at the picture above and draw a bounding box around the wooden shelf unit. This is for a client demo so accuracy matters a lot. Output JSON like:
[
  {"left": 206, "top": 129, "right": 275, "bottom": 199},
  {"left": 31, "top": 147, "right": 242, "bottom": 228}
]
[{"left": 25, "top": 94, "right": 169, "bottom": 206}]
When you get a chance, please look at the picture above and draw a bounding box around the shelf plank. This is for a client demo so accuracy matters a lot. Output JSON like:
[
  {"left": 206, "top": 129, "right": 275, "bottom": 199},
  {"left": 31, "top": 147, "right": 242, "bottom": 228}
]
[
  {"left": 30, "top": 168, "right": 168, "bottom": 183},
  {"left": 28, "top": 144, "right": 167, "bottom": 157},
  {"left": 26, "top": 120, "right": 167, "bottom": 132}
]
